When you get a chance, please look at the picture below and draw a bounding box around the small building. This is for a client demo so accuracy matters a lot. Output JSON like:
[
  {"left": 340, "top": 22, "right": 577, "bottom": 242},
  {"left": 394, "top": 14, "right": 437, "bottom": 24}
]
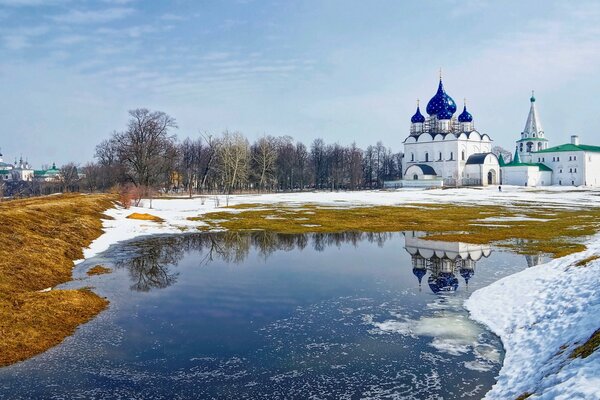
[{"left": 34, "top": 163, "right": 62, "bottom": 182}]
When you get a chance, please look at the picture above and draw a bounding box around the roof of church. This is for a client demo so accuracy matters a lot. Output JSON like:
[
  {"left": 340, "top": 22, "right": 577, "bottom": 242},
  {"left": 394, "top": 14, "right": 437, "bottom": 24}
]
[
  {"left": 409, "top": 164, "right": 437, "bottom": 175},
  {"left": 426, "top": 79, "right": 457, "bottom": 117},
  {"left": 535, "top": 143, "right": 600, "bottom": 154},
  {"left": 465, "top": 152, "right": 496, "bottom": 165},
  {"left": 523, "top": 92, "right": 543, "bottom": 136}
]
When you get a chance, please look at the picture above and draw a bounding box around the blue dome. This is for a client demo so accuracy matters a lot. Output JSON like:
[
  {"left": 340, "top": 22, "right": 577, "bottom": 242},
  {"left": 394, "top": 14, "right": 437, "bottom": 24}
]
[
  {"left": 412, "top": 267, "right": 427, "bottom": 284},
  {"left": 428, "top": 273, "right": 459, "bottom": 293},
  {"left": 458, "top": 105, "right": 473, "bottom": 122},
  {"left": 437, "top": 107, "right": 454, "bottom": 120},
  {"left": 426, "top": 79, "right": 457, "bottom": 117},
  {"left": 460, "top": 268, "right": 475, "bottom": 283},
  {"left": 411, "top": 106, "right": 425, "bottom": 123}
]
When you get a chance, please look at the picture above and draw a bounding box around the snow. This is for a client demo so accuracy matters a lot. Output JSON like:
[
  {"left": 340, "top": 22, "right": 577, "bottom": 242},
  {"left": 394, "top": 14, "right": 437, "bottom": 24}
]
[
  {"left": 75, "top": 185, "right": 600, "bottom": 398},
  {"left": 465, "top": 237, "right": 600, "bottom": 399}
]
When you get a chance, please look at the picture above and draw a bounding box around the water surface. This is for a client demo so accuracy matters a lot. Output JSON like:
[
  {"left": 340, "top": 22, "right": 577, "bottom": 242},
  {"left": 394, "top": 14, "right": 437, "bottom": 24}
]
[{"left": 0, "top": 231, "right": 543, "bottom": 399}]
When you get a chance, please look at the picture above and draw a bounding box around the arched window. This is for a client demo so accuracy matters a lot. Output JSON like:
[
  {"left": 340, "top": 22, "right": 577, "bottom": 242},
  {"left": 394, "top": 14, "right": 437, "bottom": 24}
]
[
  {"left": 411, "top": 153, "right": 414, "bottom": 162},
  {"left": 450, "top": 152, "right": 454, "bottom": 160},
  {"left": 438, "top": 152, "right": 442, "bottom": 161},
  {"left": 461, "top": 151, "right": 465, "bottom": 161},
  {"left": 425, "top": 152, "right": 429, "bottom": 162},
  {"left": 413, "top": 174, "right": 418, "bottom": 180}
]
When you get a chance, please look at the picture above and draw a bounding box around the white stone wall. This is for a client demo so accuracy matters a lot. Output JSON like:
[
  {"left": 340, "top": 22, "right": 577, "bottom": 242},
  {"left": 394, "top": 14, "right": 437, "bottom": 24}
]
[
  {"left": 502, "top": 166, "right": 552, "bottom": 187},
  {"left": 402, "top": 131, "right": 493, "bottom": 184},
  {"left": 584, "top": 152, "right": 600, "bottom": 187}
]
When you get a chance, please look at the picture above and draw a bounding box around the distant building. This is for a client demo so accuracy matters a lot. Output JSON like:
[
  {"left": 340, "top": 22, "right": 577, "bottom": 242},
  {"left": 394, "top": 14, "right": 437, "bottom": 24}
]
[
  {"left": 34, "top": 163, "right": 62, "bottom": 182},
  {"left": 501, "top": 94, "right": 600, "bottom": 187},
  {"left": 401, "top": 77, "right": 500, "bottom": 188}
]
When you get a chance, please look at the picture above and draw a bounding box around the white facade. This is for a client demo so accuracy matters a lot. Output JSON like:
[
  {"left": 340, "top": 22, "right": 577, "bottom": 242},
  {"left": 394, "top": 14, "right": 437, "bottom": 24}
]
[
  {"left": 401, "top": 79, "right": 500, "bottom": 187},
  {"left": 503, "top": 93, "right": 600, "bottom": 187}
]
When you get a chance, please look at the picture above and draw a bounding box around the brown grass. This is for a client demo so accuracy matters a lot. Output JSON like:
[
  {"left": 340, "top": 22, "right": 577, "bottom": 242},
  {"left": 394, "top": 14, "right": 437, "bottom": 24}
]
[
  {"left": 575, "top": 255, "right": 600, "bottom": 267},
  {"left": 515, "top": 393, "right": 532, "bottom": 400},
  {"left": 570, "top": 329, "right": 600, "bottom": 359},
  {"left": 87, "top": 265, "right": 112, "bottom": 276},
  {"left": 126, "top": 212, "right": 164, "bottom": 222},
  {"left": 190, "top": 203, "right": 600, "bottom": 258},
  {"left": 0, "top": 194, "right": 115, "bottom": 367}
]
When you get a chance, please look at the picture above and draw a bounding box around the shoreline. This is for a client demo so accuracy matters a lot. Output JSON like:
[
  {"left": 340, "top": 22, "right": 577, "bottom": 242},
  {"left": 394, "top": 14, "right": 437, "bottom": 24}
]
[
  {"left": 465, "top": 234, "right": 600, "bottom": 399},
  {"left": 13, "top": 187, "right": 599, "bottom": 397}
]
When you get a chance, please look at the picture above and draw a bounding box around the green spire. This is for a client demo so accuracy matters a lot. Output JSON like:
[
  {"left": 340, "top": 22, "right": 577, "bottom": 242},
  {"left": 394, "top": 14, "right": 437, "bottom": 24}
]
[
  {"left": 498, "top": 153, "right": 505, "bottom": 167},
  {"left": 513, "top": 150, "right": 521, "bottom": 164}
]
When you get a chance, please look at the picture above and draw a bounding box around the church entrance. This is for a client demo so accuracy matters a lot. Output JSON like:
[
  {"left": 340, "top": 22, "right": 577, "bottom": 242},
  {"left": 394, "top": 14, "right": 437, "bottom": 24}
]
[{"left": 487, "top": 170, "right": 496, "bottom": 185}]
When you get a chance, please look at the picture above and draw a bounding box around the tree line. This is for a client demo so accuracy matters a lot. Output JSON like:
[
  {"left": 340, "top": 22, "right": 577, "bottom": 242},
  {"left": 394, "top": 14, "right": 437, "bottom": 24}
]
[{"left": 83, "top": 108, "right": 403, "bottom": 197}]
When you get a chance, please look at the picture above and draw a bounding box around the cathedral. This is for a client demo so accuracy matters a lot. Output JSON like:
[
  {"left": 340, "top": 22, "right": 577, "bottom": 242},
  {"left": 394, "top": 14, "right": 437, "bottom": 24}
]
[{"left": 401, "top": 77, "right": 500, "bottom": 187}]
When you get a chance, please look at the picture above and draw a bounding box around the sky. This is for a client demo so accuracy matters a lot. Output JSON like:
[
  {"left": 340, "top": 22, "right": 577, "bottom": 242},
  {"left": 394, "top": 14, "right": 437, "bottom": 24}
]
[{"left": 1, "top": 0, "right": 599, "bottom": 166}]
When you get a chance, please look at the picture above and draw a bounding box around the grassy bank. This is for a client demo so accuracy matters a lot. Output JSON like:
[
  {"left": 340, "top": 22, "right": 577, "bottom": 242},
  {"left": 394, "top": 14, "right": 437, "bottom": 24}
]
[
  {"left": 191, "top": 202, "right": 600, "bottom": 258},
  {"left": 0, "top": 194, "right": 115, "bottom": 367}
]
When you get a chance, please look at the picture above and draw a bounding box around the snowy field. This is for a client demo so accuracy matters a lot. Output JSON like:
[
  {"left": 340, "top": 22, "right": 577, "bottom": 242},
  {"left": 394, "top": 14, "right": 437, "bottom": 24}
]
[{"left": 79, "top": 185, "right": 600, "bottom": 399}]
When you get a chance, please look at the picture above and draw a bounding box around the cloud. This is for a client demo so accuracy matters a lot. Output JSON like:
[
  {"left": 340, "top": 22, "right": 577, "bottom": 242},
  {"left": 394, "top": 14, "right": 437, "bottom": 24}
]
[
  {"left": 160, "top": 13, "right": 187, "bottom": 21},
  {"left": 50, "top": 7, "right": 134, "bottom": 24},
  {"left": 2, "top": 25, "right": 49, "bottom": 50},
  {"left": 0, "top": 0, "right": 68, "bottom": 5}
]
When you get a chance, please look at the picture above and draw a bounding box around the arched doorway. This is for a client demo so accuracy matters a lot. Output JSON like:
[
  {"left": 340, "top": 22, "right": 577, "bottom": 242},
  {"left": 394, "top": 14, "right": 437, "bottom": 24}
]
[
  {"left": 413, "top": 174, "right": 419, "bottom": 180},
  {"left": 487, "top": 170, "right": 496, "bottom": 185}
]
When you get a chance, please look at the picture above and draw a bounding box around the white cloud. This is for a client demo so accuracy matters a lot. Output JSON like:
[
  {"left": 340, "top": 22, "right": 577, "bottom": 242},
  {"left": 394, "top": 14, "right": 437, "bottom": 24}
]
[{"left": 50, "top": 7, "right": 134, "bottom": 24}]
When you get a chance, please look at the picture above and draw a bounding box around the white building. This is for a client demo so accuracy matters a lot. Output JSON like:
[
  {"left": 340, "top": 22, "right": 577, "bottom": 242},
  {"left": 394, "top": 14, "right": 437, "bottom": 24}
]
[
  {"left": 401, "top": 78, "right": 500, "bottom": 187},
  {"left": 502, "top": 94, "right": 600, "bottom": 187},
  {"left": 10, "top": 157, "right": 34, "bottom": 182},
  {"left": 0, "top": 150, "right": 13, "bottom": 182}
]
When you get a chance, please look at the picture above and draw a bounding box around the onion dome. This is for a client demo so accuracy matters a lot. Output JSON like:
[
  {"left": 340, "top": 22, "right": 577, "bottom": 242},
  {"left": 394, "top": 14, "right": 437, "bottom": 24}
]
[
  {"left": 428, "top": 273, "right": 459, "bottom": 293},
  {"left": 460, "top": 268, "right": 475, "bottom": 284},
  {"left": 458, "top": 104, "right": 473, "bottom": 123},
  {"left": 426, "top": 79, "right": 457, "bottom": 116},
  {"left": 530, "top": 90, "right": 535, "bottom": 102},
  {"left": 437, "top": 107, "right": 454, "bottom": 120},
  {"left": 412, "top": 267, "right": 427, "bottom": 285},
  {"left": 411, "top": 103, "right": 425, "bottom": 123}
]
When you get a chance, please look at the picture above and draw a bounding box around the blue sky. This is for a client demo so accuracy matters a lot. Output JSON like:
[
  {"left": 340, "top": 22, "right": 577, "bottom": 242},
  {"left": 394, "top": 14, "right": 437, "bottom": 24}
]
[{"left": 1, "top": 0, "right": 599, "bottom": 166}]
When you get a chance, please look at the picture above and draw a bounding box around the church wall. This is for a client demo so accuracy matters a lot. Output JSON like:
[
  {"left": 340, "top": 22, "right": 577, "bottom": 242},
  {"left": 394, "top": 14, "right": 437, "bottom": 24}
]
[
  {"left": 502, "top": 166, "right": 550, "bottom": 187},
  {"left": 584, "top": 152, "right": 600, "bottom": 187}
]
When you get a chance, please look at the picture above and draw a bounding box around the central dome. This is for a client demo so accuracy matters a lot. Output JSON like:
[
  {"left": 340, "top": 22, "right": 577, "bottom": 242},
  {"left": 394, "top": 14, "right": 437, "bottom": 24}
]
[{"left": 426, "top": 79, "right": 457, "bottom": 117}]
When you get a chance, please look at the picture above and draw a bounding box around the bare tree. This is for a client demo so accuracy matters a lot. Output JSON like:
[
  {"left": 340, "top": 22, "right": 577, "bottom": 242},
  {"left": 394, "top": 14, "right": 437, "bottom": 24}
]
[
  {"left": 218, "top": 131, "right": 249, "bottom": 193},
  {"left": 60, "top": 163, "right": 80, "bottom": 192},
  {"left": 111, "top": 109, "right": 177, "bottom": 203},
  {"left": 252, "top": 135, "right": 278, "bottom": 191}
]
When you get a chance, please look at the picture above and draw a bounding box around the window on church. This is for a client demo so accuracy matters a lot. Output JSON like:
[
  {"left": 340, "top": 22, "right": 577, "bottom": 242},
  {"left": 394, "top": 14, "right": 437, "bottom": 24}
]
[
  {"left": 574, "top": 156, "right": 577, "bottom": 160},
  {"left": 439, "top": 152, "right": 442, "bottom": 161},
  {"left": 450, "top": 152, "right": 454, "bottom": 160},
  {"left": 413, "top": 174, "right": 418, "bottom": 180},
  {"left": 461, "top": 151, "right": 465, "bottom": 161},
  {"left": 425, "top": 153, "right": 429, "bottom": 162},
  {"left": 411, "top": 153, "right": 414, "bottom": 162},
  {"left": 575, "top": 168, "right": 577, "bottom": 173},
  {"left": 557, "top": 157, "right": 560, "bottom": 161},
  {"left": 569, "top": 168, "right": 572, "bottom": 173}
]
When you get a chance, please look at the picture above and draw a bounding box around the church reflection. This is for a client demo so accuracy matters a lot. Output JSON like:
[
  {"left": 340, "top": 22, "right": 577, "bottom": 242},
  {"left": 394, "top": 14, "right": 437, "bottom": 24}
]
[
  {"left": 404, "top": 231, "right": 492, "bottom": 294},
  {"left": 108, "top": 230, "right": 544, "bottom": 294}
]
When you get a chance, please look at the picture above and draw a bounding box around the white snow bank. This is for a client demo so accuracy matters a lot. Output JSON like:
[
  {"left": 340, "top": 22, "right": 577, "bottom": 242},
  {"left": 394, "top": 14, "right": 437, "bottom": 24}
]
[{"left": 465, "top": 237, "right": 600, "bottom": 400}]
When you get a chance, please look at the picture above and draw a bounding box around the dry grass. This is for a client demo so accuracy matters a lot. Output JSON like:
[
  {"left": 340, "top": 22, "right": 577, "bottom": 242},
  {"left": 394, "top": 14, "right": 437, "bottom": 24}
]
[
  {"left": 126, "top": 212, "right": 164, "bottom": 222},
  {"left": 574, "top": 255, "right": 600, "bottom": 267},
  {"left": 515, "top": 393, "right": 532, "bottom": 400},
  {"left": 0, "top": 194, "right": 115, "bottom": 367},
  {"left": 190, "top": 203, "right": 600, "bottom": 258},
  {"left": 87, "top": 265, "right": 112, "bottom": 276},
  {"left": 570, "top": 329, "right": 600, "bottom": 359}
]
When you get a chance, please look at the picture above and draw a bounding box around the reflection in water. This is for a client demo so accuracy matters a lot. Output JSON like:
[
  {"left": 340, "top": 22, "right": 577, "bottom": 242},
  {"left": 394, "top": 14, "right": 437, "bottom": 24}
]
[
  {"left": 114, "top": 231, "right": 395, "bottom": 291},
  {"left": 114, "top": 231, "right": 545, "bottom": 293},
  {"left": 404, "top": 231, "right": 492, "bottom": 294}
]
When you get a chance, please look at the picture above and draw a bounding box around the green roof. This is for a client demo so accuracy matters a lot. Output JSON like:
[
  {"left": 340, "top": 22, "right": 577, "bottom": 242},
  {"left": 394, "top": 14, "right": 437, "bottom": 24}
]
[
  {"left": 503, "top": 162, "right": 553, "bottom": 172},
  {"left": 535, "top": 143, "right": 600, "bottom": 154},
  {"left": 0, "top": 170, "right": 9, "bottom": 175},
  {"left": 516, "top": 137, "right": 549, "bottom": 142}
]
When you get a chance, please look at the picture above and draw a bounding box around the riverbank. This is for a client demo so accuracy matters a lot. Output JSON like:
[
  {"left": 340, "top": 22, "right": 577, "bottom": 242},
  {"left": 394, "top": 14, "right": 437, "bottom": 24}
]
[
  {"left": 465, "top": 235, "right": 600, "bottom": 399},
  {"left": 0, "top": 194, "right": 114, "bottom": 367},
  {"left": 2, "top": 187, "right": 599, "bottom": 398}
]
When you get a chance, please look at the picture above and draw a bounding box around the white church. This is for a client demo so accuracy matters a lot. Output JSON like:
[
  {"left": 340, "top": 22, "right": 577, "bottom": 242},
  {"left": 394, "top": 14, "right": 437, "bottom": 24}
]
[
  {"left": 401, "top": 78, "right": 500, "bottom": 187},
  {"left": 501, "top": 93, "right": 600, "bottom": 187}
]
